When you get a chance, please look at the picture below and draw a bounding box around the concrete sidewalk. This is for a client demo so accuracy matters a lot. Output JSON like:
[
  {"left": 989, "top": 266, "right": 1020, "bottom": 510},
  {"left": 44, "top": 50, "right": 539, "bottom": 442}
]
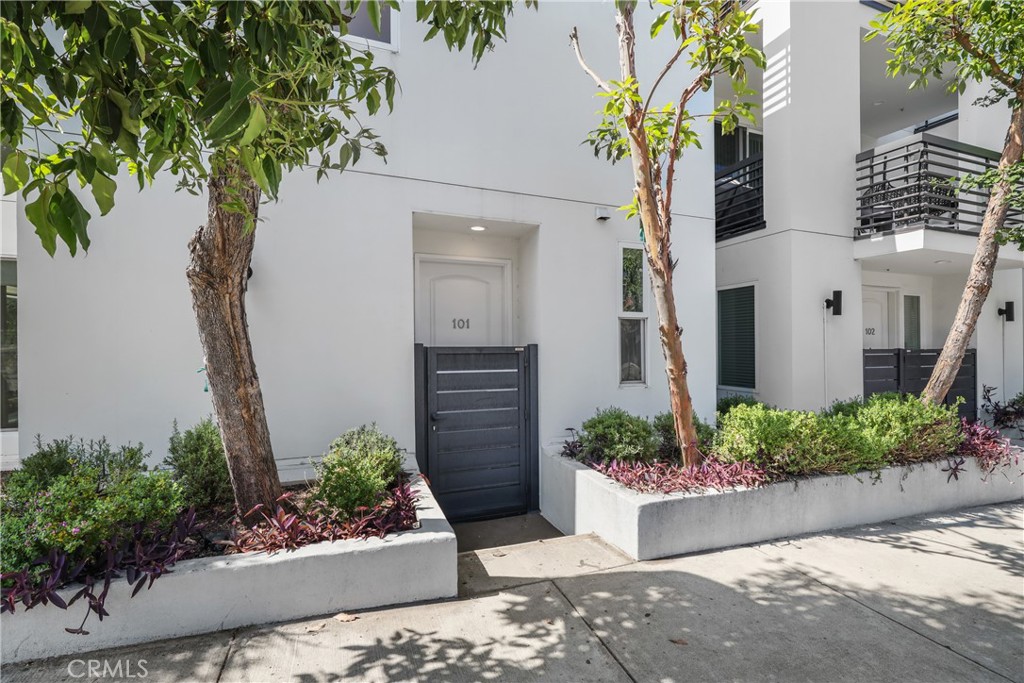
[{"left": 4, "top": 503, "right": 1022, "bottom": 682}]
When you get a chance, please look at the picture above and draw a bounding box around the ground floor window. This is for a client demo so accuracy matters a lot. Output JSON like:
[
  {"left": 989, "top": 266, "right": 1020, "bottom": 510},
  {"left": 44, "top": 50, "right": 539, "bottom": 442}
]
[
  {"left": 718, "top": 285, "right": 755, "bottom": 390},
  {"left": 619, "top": 246, "right": 646, "bottom": 384},
  {"left": 1, "top": 259, "right": 16, "bottom": 429},
  {"left": 904, "top": 295, "right": 921, "bottom": 350}
]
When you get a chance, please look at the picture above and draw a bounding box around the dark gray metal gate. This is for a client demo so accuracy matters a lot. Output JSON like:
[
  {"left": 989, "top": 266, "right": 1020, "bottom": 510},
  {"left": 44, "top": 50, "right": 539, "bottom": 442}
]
[
  {"left": 863, "top": 348, "right": 977, "bottom": 419},
  {"left": 414, "top": 345, "right": 538, "bottom": 522}
]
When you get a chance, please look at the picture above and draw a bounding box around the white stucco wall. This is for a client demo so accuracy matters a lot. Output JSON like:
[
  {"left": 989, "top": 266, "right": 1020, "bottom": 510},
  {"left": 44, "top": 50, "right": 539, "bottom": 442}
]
[
  {"left": 717, "top": 0, "right": 1023, "bottom": 415},
  {"left": 15, "top": 5, "right": 717, "bottom": 472}
]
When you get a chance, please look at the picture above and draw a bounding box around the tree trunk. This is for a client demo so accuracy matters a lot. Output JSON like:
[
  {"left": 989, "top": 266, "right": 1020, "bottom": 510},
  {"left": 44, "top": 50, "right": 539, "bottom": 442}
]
[
  {"left": 186, "top": 165, "right": 282, "bottom": 513},
  {"left": 922, "top": 103, "right": 1023, "bottom": 404},
  {"left": 616, "top": 6, "right": 701, "bottom": 467}
]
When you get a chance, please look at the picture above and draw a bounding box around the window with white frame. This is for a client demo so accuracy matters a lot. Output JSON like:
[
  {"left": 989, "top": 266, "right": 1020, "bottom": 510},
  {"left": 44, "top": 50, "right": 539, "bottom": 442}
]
[
  {"left": 345, "top": 3, "right": 395, "bottom": 48},
  {"left": 620, "top": 246, "right": 646, "bottom": 384},
  {"left": 717, "top": 285, "right": 755, "bottom": 390}
]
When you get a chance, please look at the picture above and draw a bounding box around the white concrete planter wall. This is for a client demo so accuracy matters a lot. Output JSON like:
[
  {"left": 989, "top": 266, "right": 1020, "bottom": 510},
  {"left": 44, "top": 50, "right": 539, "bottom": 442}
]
[
  {"left": 540, "top": 447, "right": 1024, "bottom": 561},
  {"left": 1, "top": 471, "right": 456, "bottom": 664}
]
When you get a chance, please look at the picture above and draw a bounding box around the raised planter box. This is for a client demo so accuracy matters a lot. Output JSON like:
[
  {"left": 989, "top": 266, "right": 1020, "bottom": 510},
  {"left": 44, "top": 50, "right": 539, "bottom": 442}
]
[
  {"left": 2, "top": 463, "right": 456, "bottom": 664},
  {"left": 540, "top": 447, "right": 1023, "bottom": 561}
]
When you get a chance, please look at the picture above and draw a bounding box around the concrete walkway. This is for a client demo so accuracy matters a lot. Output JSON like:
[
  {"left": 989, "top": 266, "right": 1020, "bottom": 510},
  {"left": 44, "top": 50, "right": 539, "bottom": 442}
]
[{"left": 3, "top": 503, "right": 1022, "bottom": 683}]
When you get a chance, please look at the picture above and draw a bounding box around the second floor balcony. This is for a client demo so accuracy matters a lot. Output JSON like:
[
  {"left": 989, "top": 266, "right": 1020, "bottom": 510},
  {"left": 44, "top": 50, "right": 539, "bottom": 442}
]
[{"left": 855, "top": 133, "right": 1024, "bottom": 238}]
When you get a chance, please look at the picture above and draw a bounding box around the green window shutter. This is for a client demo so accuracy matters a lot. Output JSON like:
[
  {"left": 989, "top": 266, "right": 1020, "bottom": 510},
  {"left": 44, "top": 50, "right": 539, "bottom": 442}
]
[
  {"left": 718, "top": 286, "right": 755, "bottom": 389},
  {"left": 904, "top": 295, "right": 921, "bottom": 350}
]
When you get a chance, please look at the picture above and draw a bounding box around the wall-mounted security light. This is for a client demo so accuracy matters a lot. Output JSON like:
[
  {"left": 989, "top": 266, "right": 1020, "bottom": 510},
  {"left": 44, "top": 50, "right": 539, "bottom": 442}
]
[
  {"left": 595, "top": 206, "right": 612, "bottom": 222},
  {"left": 825, "top": 290, "right": 843, "bottom": 316},
  {"left": 997, "top": 302, "right": 1015, "bottom": 322}
]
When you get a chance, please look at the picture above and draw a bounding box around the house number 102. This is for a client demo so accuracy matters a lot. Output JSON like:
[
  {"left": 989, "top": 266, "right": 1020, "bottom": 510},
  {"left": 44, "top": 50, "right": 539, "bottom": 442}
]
[{"left": 452, "top": 318, "right": 470, "bottom": 330}]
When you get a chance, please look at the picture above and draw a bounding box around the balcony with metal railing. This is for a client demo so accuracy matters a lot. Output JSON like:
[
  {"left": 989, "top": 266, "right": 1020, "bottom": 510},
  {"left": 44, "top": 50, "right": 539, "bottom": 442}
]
[
  {"left": 853, "top": 133, "right": 1024, "bottom": 274},
  {"left": 855, "top": 133, "right": 1024, "bottom": 238}
]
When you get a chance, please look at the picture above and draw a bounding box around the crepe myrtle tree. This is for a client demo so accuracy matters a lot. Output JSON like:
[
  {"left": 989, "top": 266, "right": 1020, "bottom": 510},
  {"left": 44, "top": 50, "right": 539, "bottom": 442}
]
[
  {"left": 0, "top": 0, "right": 530, "bottom": 514},
  {"left": 868, "top": 0, "right": 1024, "bottom": 406},
  {"left": 570, "top": 0, "right": 763, "bottom": 466}
]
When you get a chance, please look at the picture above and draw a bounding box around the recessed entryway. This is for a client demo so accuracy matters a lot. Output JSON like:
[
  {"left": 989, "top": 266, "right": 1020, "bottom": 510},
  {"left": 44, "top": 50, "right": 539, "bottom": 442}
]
[{"left": 412, "top": 213, "right": 541, "bottom": 524}]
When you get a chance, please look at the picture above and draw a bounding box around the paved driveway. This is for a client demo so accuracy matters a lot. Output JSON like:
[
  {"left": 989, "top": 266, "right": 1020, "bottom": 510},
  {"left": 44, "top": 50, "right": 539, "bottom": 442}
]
[{"left": 4, "top": 503, "right": 1022, "bottom": 682}]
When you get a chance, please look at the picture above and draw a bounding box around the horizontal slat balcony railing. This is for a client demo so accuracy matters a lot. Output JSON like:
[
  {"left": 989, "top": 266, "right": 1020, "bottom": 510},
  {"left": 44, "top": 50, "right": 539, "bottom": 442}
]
[
  {"left": 715, "top": 153, "right": 765, "bottom": 241},
  {"left": 855, "top": 133, "right": 1024, "bottom": 237}
]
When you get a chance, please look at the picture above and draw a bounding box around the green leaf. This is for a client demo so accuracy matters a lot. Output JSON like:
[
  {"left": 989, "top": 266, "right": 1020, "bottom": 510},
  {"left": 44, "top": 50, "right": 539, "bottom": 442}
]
[
  {"left": 367, "top": 0, "right": 382, "bottom": 33},
  {"left": 66, "top": 1, "right": 93, "bottom": 15},
  {"left": 104, "top": 26, "right": 131, "bottom": 63},
  {"left": 197, "top": 81, "right": 232, "bottom": 121},
  {"left": 25, "top": 186, "right": 57, "bottom": 256},
  {"left": 48, "top": 190, "right": 78, "bottom": 256},
  {"left": 2, "top": 151, "right": 30, "bottom": 195},
  {"left": 207, "top": 98, "right": 251, "bottom": 143},
  {"left": 182, "top": 59, "right": 201, "bottom": 90},
  {"left": 91, "top": 173, "right": 117, "bottom": 216},
  {"left": 650, "top": 10, "right": 671, "bottom": 39},
  {"left": 61, "top": 190, "right": 92, "bottom": 251},
  {"left": 91, "top": 142, "right": 118, "bottom": 175},
  {"left": 239, "top": 105, "right": 267, "bottom": 146},
  {"left": 261, "top": 155, "right": 281, "bottom": 198}
]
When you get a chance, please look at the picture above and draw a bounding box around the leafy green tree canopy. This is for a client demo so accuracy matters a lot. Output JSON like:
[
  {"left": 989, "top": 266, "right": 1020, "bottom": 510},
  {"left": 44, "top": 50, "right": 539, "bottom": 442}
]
[{"left": 1, "top": 0, "right": 529, "bottom": 255}]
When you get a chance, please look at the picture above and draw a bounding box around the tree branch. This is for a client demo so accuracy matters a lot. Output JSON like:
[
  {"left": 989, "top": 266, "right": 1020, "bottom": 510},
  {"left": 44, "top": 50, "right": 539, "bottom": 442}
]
[
  {"left": 949, "top": 22, "right": 1021, "bottom": 93},
  {"left": 662, "top": 68, "right": 712, "bottom": 225},
  {"left": 642, "top": 45, "right": 685, "bottom": 119},
  {"left": 569, "top": 26, "right": 611, "bottom": 93}
]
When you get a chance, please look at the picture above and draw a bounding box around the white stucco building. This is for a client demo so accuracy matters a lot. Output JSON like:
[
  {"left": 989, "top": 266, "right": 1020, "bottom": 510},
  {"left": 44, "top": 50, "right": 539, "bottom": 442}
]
[
  {"left": 4, "top": 1, "right": 1022, "bottom": 522},
  {"left": 713, "top": 0, "right": 1023, "bottom": 418},
  {"left": 6, "top": 4, "right": 718, "bottom": 520}
]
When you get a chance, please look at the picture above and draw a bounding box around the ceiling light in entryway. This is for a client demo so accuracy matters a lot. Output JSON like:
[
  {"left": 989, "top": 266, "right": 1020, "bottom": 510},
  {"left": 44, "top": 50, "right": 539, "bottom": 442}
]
[
  {"left": 470, "top": 225, "right": 486, "bottom": 232},
  {"left": 934, "top": 259, "right": 952, "bottom": 265}
]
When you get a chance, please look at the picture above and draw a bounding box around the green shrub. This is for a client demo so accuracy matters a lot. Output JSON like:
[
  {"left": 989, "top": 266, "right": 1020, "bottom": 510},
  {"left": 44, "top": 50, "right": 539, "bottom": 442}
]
[
  {"left": 653, "top": 412, "right": 716, "bottom": 458},
  {"left": 9, "top": 436, "right": 148, "bottom": 495},
  {"left": 165, "top": 417, "right": 233, "bottom": 509},
  {"left": 854, "top": 393, "right": 961, "bottom": 463},
  {"left": 0, "top": 438, "right": 182, "bottom": 576},
  {"left": 715, "top": 403, "right": 885, "bottom": 476},
  {"left": 580, "top": 408, "right": 657, "bottom": 463},
  {"left": 716, "top": 395, "right": 761, "bottom": 418},
  {"left": 314, "top": 425, "right": 404, "bottom": 517}
]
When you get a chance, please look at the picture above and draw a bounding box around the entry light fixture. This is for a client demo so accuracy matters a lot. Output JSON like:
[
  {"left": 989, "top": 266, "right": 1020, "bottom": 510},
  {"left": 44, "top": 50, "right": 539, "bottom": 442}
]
[
  {"left": 934, "top": 259, "right": 952, "bottom": 265},
  {"left": 470, "top": 225, "right": 486, "bottom": 232},
  {"left": 825, "top": 290, "right": 843, "bottom": 316},
  {"left": 998, "top": 302, "right": 1015, "bottom": 322}
]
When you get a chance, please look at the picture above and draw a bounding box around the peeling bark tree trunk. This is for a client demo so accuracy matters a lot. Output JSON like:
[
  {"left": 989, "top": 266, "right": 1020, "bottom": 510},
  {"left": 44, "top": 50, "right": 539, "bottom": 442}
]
[
  {"left": 923, "top": 104, "right": 1023, "bottom": 405},
  {"left": 186, "top": 166, "right": 282, "bottom": 513},
  {"left": 616, "top": 7, "right": 700, "bottom": 467}
]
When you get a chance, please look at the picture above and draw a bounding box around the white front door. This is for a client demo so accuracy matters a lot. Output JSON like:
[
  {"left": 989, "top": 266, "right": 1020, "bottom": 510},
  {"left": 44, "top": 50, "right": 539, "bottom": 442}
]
[
  {"left": 415, "top": 256, "right": 511, "bottom": 346},
  {"left": 862, "top": 287, "right": 894, "bottom": 349}
]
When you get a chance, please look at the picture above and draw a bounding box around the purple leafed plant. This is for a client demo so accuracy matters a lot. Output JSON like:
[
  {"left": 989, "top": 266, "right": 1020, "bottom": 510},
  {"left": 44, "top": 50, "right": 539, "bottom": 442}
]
[
  {"left": 0, "top": 508, "right": 199, "bottom": 634},
  {"left": 957, "top": 418, "right": 1021, "bottom": 478},
  {"left": 224, "top": 482, "right": 419, "bottom": 555},
  {"left": 588, "top": 457, "right": 770, "bottom": 494}
]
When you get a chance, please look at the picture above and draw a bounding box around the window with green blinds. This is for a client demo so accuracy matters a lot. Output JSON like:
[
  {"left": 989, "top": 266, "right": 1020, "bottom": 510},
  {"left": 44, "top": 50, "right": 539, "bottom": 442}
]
[
  {"left": 718, "top": 286, "right": 755, "bottom": 389},
  {"left": 904, "top": 295, "right": 921, "bottom": 350}
]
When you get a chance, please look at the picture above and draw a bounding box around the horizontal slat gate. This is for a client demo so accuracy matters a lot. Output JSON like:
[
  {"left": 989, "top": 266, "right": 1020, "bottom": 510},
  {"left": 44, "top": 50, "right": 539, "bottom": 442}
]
[
  {"left": 863, "top": 348, "right": 976, "bottom": 419},
  {"left": 424, "top": 346, "right": 532, "bottom": 521}
]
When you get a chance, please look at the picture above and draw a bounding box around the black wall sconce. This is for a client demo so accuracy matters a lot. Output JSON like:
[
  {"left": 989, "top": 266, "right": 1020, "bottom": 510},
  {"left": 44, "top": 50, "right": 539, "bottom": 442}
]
[
  {"left": 998, "top": 301, "right": 1015, "bottom": 322},
  {"left": 825, "top": 290, "right": 843, "bottom": 316}
]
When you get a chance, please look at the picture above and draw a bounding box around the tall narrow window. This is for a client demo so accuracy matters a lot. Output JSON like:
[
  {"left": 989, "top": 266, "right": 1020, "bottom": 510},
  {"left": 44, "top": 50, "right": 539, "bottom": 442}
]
[
  {"left": 620, "top": 247, "right": 646, "bottom": 384},
  {"left": 1, "top": 259, "right": 16, "bottom": 430},
  {"left": 718, "top": 286, "right": 755, "bottom": 389},
  {"left": 904, "top": 295, "right": 921, "bottom": 350}
]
